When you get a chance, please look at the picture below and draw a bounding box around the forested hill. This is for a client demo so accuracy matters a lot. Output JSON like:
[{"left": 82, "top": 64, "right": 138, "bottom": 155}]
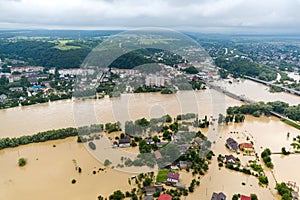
[
  {"left": 108, "top": 48, "right": 185, "bottom": 69},
  {"left": 0, "top": 40, "right": 99, "bottom": 69}
]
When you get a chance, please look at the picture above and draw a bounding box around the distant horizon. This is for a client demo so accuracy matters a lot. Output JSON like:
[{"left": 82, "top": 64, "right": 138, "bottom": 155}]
[{"left": 1, "top": 27, "right": 300, "bottom": 36}]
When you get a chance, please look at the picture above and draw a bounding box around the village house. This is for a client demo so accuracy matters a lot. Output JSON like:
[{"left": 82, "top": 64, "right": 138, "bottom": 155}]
[
  {"left": 166, "top": 172, "right": 180, "bottom": 184},
  {"left": 118, "top": 138, "right": 131, "bottom": 148},
  {"left": 9, "top": 87, "right": 23, "bottom": 92},
  {"left": 142, "top": 185, "right": 164, "bottom": 196},
  {"left": 211, "top": 192, "right": 226, "bottom": 200},
  {"left": 179, "top": 161, "right": 193, "bottom": 169},
  {"left": 239, "top": 143, "right": 255, "bottom": 154},
  {"left": 226, "top": 138, "right": 238, "bottom": 152},
  {"left": 240, "top": 195, "right": 251, "bottom": 200},
  {"left": 193, "top": 136, "right": 203, "bottom": 147},
  {"left": 224, "top": 155, "right": 239, "bottom": 167},
  {"left": 158, "top": 193, "right": 172, "bottom": 200}
]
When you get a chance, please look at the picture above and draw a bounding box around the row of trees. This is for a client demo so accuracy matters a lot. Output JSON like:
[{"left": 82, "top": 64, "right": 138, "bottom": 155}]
[
  {"left": 0, "top": 127, "right": 78, "bottom": 150},
  {"left": 261, "top": 148, "right": 274, "bottom": 169},
  {"left": 227, "top": 101, "right": 300, "bottom": 121}
]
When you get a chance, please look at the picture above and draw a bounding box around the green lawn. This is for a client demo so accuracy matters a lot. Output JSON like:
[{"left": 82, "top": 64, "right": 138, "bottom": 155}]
[
  {"left": 156, "top": 170, "right": 177, "bottom": 183},
  {"left": 156, "top": 170, "right": 169, "bottom": 183}
]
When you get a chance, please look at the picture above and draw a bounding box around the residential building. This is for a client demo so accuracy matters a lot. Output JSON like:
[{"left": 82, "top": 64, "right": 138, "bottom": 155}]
[
  {"left": 179, "top": 161, "right": 193, "bottom": 169},
  {"left": 211, "top": 192, "right": 226, "bottom": 200},
  {"left": 239, "top": 143, "right": 254, "bottom": 154},
  {"left": 9, "top": 87, "right": 23, "bottom": 92},
  {"left": 226, "top": 138, "right": 238, "bottom": 152},
  {"left": 158, "top": 194, "right": 172, "bottom": 200},
  {"left": 118, "top": 138, "right": 131, "bottom": 148},
  {"left": 240, "top": 195, "right": 251, "bottom": 200},
  {"left": 224, "top": 155, "right": 238, "bottom": 166},
  {"left": 145, "top": 75, "right": 165, "bottom": 87},
  {"left": 11, "top": 66, "right": 44, "bottom": 73},
  {"left": 166, "top": 172, "right": 179, "bottom": 184}
]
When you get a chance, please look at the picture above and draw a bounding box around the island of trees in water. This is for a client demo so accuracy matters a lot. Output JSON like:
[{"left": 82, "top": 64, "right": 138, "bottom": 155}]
[{"left": 227, "top": 101, "right": 300, "bottom": 122}]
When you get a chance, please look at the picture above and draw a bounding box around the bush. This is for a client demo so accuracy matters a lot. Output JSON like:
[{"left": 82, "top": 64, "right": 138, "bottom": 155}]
[
  {"left": 250, "top": 194, "right": 258, "bottom": 200},
  {"left": 88, "top": 141, "right": 96, "bottom": 150},
  {"left": 18, "top": 157, "right": 27, "bottom": 167},
  {"left": 71, "top": 179, "right": 76, "bottom": 184},
  {"left": 104, "top": 159, "right": 112, "bottom": 166},
  {"left": 109, "top": 190, "right": 125, "bottom": 200}
]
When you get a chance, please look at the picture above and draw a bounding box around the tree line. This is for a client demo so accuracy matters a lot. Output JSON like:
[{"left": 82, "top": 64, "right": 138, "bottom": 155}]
[
  {"left": 0, "top": 127, "right": 78, "bottom": 150},
  {"left": 227, "top": 101, "right": 300, "bottom": 121}
]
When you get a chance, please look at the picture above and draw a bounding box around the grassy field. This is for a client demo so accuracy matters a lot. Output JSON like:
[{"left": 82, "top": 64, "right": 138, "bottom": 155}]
[
  {"left": 281, "top": 118, "right": 300, "bottom": 130},
  {"left": 53, "top": 40, "right": 81, "bottom": 50},
  {"left": 156, "top": 170, "right": 176, "bottom": 183}
]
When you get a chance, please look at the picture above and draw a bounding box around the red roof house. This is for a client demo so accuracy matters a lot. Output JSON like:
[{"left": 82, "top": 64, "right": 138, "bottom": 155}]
[
  {"left": 240, "top": 195, "right": 251, "bottom": 200},
  {"left": 158, "top": 194, "right": 172, "bottom": 200}
]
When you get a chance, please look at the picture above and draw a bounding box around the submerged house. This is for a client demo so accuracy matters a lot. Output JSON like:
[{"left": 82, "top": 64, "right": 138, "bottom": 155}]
[
  {"left": 226, "top": 138, "right": 238, "bottom": 152},
  {"left": 179, "top": 161, "right": 193, "bottom": 169},
  {"left": 239, "top": 143, "right": 254, "bottom": 154},
  {"left": 118, "top": 138, "right": 131, "bottom": 148},
  {"left": 211, "top": 192, "right": 226, "bottom": 200},
  {"left": 240, "top": 195, "right": 251, "bottom": 200},
  {"left": 224, "top": 155, "right": 239, "bottom": 167},
  {"left": 167, "top": 172, "right": 180, "bottom": 184}
]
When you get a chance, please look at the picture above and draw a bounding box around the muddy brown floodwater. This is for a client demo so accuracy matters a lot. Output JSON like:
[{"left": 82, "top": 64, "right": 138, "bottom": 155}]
[{"left": 0, "top": 80, "right": 299, "bottom": 200}]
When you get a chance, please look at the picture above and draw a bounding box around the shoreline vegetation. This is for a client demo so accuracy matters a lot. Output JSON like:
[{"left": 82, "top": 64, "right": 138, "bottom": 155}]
[
  {"left": 227, "top": 101, "right": 300, "bottom": 130},
  {"left": 0, "top": 113, "right": 206, "bottom": 151}
]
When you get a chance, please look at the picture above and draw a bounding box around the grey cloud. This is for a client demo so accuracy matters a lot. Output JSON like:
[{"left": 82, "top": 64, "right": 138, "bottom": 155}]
[{"left": 0, "top": 0, "right": 299, "bottom": 32}]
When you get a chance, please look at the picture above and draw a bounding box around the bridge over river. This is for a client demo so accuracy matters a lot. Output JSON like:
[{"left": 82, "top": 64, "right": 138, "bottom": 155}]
[
  {"left": 244, "top": 75, "right": 300, "bottom": 96},
  {"left": 202, "top": 80, "right": 295, "bottom": 122}
]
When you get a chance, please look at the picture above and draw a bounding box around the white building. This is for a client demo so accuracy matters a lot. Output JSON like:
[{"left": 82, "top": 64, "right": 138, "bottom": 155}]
[
  {"left": 11, "top": 66, "right": 44, "bottom": 73},
  {"left": 145, "top": 75, "right": 165, "bottom": 87}
]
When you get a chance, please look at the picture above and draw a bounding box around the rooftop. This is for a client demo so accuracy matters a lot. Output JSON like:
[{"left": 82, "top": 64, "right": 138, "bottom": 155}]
[{"left": 158, "top": 194, "right": 172, "bottom": 200}]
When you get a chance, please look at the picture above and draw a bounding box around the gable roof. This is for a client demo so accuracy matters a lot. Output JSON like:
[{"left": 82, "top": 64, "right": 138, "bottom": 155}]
[
  {"left": 167, "top": 172, "right": 179, "bottom": 180},
  {"left": 225, "top": 155, "right": 237, "bottom": 164},
  {"left": 119, "top": 138, "right": 130, "bottom": 144},
  {"left": 211, "top": 192, "right": 226, "bottom": 200},
  {"left": 240, "top": 195, "right": 251, "bottom": 200},
  {"left": 239, "top": 143, "right": 254, "bottom": 149},
  {"left": 158, "top": 194, "right": 172, "bottom": 200},
  {"left": 226, "top": 138, "right": 238, "bottom": 151}
]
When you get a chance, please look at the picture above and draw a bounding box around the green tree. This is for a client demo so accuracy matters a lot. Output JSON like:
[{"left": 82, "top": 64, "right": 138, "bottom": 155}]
[
  {"left": 18, "top": 157, "right": 27, "bottom": 167},
  {"left": 250, "top": 194, "right": 258, "bottom": 200},
  {"left": 109, "top": 190, "right": 125, "bottom": 200},
  {"left": 104, "top": 159, "right": 112, "bottom": 166}
]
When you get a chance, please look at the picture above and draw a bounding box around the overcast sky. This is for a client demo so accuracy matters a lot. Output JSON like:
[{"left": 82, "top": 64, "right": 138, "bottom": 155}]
[{"left": 0, "top": 0, "right": 300, "bottom": 33}]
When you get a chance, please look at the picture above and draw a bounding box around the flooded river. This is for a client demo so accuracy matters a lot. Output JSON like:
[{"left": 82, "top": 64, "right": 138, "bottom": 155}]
[
  {"left": 0, "top": 79, "right": 299, "bottom": 200},
  {"left": 215, "top": 78, "right": 300, "bottom": 105}
]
